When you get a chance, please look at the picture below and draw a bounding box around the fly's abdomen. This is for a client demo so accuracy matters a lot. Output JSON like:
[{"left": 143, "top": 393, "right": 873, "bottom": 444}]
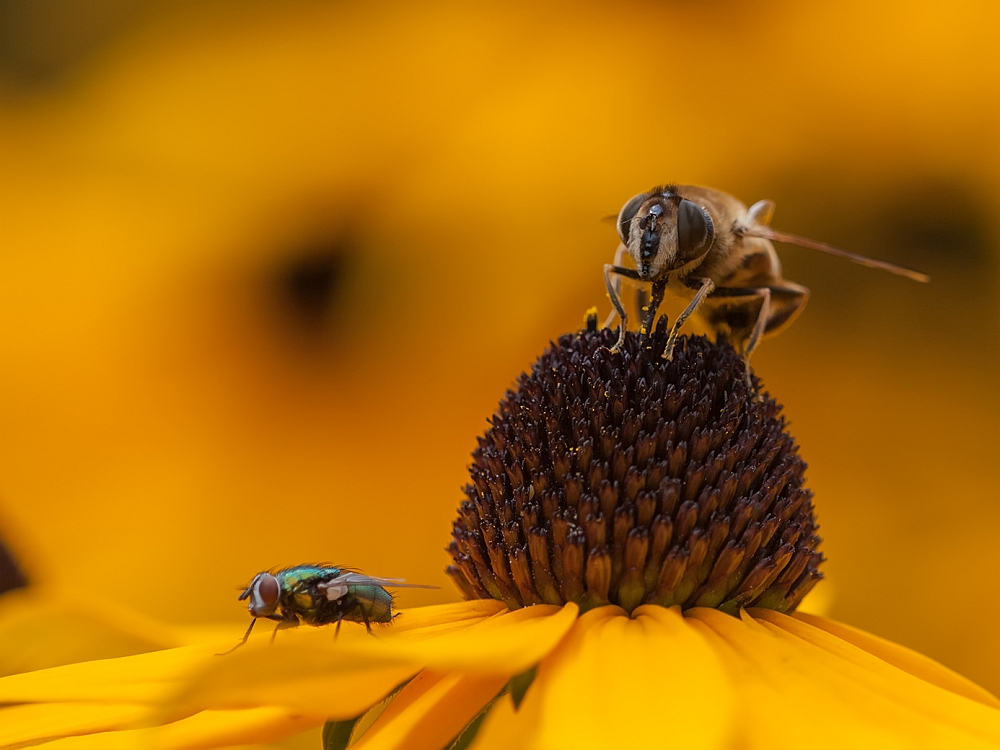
[{"left": 347, "top": 585, "right": 394, "bottom": 623}]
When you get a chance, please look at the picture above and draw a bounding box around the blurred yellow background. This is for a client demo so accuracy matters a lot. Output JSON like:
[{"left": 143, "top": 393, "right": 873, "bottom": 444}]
[{"left": 0, "top": 0, "right": 998, "bottom": 691}]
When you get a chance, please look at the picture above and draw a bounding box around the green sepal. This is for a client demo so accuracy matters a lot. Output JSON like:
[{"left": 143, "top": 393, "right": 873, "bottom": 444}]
[
  {"left": 322, "top": 716, "right": 362, "bottom": 750},
  {"left": 444, "top": 664, "right": 539, "bottom": 750},
  {"left": 509, "top": 664, "right": 538, "bottom": 710}
]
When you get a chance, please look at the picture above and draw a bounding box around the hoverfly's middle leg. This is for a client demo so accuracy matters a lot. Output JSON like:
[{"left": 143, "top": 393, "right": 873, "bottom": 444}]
[
  {"left": 663, "top": 278, "right": 715, "bottom": 360},
  {"left": 699, "top": 283, "right": 809, "bottom": 390},
  {"left": 742, "top": 288, "right": 771, "bottom": 393},
  {"left": 604, "top": 263, "right": 643, "bottom": 352},
  {"left": 743, "top": 287, "right": 771, "bottom": 362}
]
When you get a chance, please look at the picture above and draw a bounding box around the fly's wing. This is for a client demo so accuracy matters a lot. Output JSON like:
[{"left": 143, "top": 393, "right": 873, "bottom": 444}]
[
  {"left": 336, "top": 572, "right": 438, "bottom": 589},
  {"left": 316, "top": 571, "right": 438, "bottom": 601},
  {"left": 745, "top": 226, "right": 930, "bottom": 283}
]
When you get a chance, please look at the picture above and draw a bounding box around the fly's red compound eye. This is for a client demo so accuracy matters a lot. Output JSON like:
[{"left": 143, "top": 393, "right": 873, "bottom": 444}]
[
  {"left": 258, "top": 574, "right": 279, "bottom": 607},
  {"left": 248, "top": 573, "right": 280, "bottom": 616}
]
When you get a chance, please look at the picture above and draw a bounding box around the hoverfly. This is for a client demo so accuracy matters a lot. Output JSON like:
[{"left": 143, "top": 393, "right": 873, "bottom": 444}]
[
  {"left": 604, "top": 184, "right": 929, "bottom": 360},
  {"left": 221, "top": 564, "right": 436, "bottom": 653}
]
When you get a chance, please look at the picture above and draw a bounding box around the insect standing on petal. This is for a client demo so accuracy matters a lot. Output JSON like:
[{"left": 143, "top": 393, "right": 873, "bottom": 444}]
[
  {"left": 605, "top": 184, "right": 930, "bottom": 363},
  {"left": 220, "top": 564, "right": 436, "bottom": 654}
]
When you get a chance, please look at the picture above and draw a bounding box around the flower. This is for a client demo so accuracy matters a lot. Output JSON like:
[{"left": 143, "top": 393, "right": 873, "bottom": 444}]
[
  {"left": 1, "top": 329, "right": 999, "bottom": 749},
  {"left": 2, "top": 598, "right": 1000, "bottom": 749}
]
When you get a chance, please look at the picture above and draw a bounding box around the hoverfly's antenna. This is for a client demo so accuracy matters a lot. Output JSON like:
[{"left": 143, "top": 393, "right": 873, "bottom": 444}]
[{"left": 745, "top": 226, "right": 930, "bottom": 283}]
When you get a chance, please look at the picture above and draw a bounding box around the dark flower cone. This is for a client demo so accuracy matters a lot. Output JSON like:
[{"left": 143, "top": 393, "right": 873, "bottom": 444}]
[{"left": 447, "top": 322, "right": 823, "bottom": 615}]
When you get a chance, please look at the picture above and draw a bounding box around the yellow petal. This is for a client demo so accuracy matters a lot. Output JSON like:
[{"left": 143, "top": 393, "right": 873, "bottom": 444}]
[
  {"left": 688, "top": 608, "right": 1000, "bottom": 749},
  {"left": 387, "top": 600, "right": 508, "bottom": 633},
  {"left": 164, "top": 604, "right": 576, "bottom": 722},
  {"left": 154, "top": 707, "right": 324, "bottom": 750},
  {"left": 0, "top": 644, "right": 219, "bottom": 704},
  {"left": 351, "top": 669, "right": 508, "bottom": 750},
  {"left": 0, "top": 588, "right": 181, "bottom": 677},
  {"left": 469, "top": 693, "right": 522, "bottom": 750},
  {"left": 383, "top": 603, "right": 575, "bottom": 671},
  {"left": 7, "top": 710, "right": 320, "bottom": 750},
  {"left": 9, "top": 728, "right": 151, "bottom": 749},
  {"left": 787, "top": 610, "right": 1000, "bottom": 709},
  {"left": 0, "top": 702, "right": 148, "bottom": 747},
  {"left": 475, "top": 605, "right": 734, "bottom": 750}
]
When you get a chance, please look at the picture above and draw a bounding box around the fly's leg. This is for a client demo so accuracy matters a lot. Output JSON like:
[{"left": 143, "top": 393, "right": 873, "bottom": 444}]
[
  {"left": 360, "top": 603, "right": 373, "bottom": 635},
  {"left": 217, "top": 618, "right": 257, "bottom": 656},
  {"left": 697, "top": 283, "right": 808, "bottom": 393},
  {"left": 269, "top": 617, "right": 297, "bottom": 644},
  {"left": 663, "top": 278, "right": 715, "bottom": 360},
  {"left": 640, "top": 280, "right": 666, "bottom": 345},
  {"left": 634, "top": 288, "right": 648, "bottom": 326},
  {"left": 741, "top": 288, "right": 771, "bottom": 392},
  {"left": 604, "top": 263, "right": 643, "bottom": 352},
  {"left": 335, "top": 601, "right": 373, "bottom": 636},
  {"left": 603, "top": 244, "right": 629, "bottom": 329},
  {"left": 743, "top": 288, "right": 771, "bottom": 360}
]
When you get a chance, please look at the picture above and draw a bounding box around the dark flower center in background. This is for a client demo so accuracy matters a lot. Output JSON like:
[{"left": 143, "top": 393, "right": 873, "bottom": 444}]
[{"left": 447, "top": 323, "right": 823, "bottom": 615}]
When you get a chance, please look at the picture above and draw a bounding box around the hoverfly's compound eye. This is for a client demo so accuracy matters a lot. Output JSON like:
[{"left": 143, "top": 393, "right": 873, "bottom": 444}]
[
  {"left": 677, "top": 199, "right": 715, "bottom": 260},
  {"left": 248, "top": 573, "right": 280, "bottom": 616},
  {"left": 617, "top": 192, "right": 649, "bottom": 244}
]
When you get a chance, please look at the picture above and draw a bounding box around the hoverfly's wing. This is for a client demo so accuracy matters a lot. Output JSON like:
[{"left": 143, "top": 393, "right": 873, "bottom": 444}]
[
  {"left": 316, "top": 572, "right": 437, "bottom": 602},
  {"left": 746, "top": 199, "right": 775, "bottom": 227},
  {"left": 745, "top": 226, "right": 930, "bottom": 283}
]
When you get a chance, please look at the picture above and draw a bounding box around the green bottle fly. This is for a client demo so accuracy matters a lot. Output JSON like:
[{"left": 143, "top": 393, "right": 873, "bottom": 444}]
[{"left": 223, "top": 564, "right": 434, "bottom": 653}]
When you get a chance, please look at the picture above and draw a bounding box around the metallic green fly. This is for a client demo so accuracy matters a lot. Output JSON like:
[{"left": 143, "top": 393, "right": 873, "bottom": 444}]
[{"left": 222, "top": 564, "right": 436, "bottom": 653}]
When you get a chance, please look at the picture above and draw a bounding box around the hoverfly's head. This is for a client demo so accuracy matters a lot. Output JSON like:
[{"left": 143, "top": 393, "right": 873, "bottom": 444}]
[
  {"left": 616, "top": 187, "right": 715, "bottom": 279},
  {"left": 239, "top": 572, "right": 281, "bottom": 617}
]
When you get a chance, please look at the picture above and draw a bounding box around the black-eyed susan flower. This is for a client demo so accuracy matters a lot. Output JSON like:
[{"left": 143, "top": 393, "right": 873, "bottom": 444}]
[{"left": 1, "top": 327, "right": 999, "bottom": 750}]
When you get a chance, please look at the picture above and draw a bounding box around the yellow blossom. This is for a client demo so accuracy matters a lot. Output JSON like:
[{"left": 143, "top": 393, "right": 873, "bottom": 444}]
[{"left": 1, "top": 599, "right": 999, "bottom": 749}]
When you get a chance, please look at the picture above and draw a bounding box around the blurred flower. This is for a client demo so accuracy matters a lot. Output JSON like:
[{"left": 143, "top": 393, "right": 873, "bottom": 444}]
[
  {"left": 1, "top": 0, "right": 999, "bottom": 697},
  {"left": 2, "top": 330, "right": 999, "bottom": 749}
]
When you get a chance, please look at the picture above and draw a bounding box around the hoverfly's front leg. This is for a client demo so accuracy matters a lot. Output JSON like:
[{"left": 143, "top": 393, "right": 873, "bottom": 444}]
[
  {"left": 640, "top": 280, "right": 667, "bottom": 343},
  {"left": 663, "top": 278, "right": 715, "bottom": 360},
  {"left": 604, "top": 263, "right": 643, "bottom": 352},
  {"left": 603, "top": 244, "right": 629, "bottom": 329}
]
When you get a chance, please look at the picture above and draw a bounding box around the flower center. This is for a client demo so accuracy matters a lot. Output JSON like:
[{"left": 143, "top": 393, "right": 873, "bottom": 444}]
[{"left": 447, "top": 324, "right": 823, "bottom": 615}]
